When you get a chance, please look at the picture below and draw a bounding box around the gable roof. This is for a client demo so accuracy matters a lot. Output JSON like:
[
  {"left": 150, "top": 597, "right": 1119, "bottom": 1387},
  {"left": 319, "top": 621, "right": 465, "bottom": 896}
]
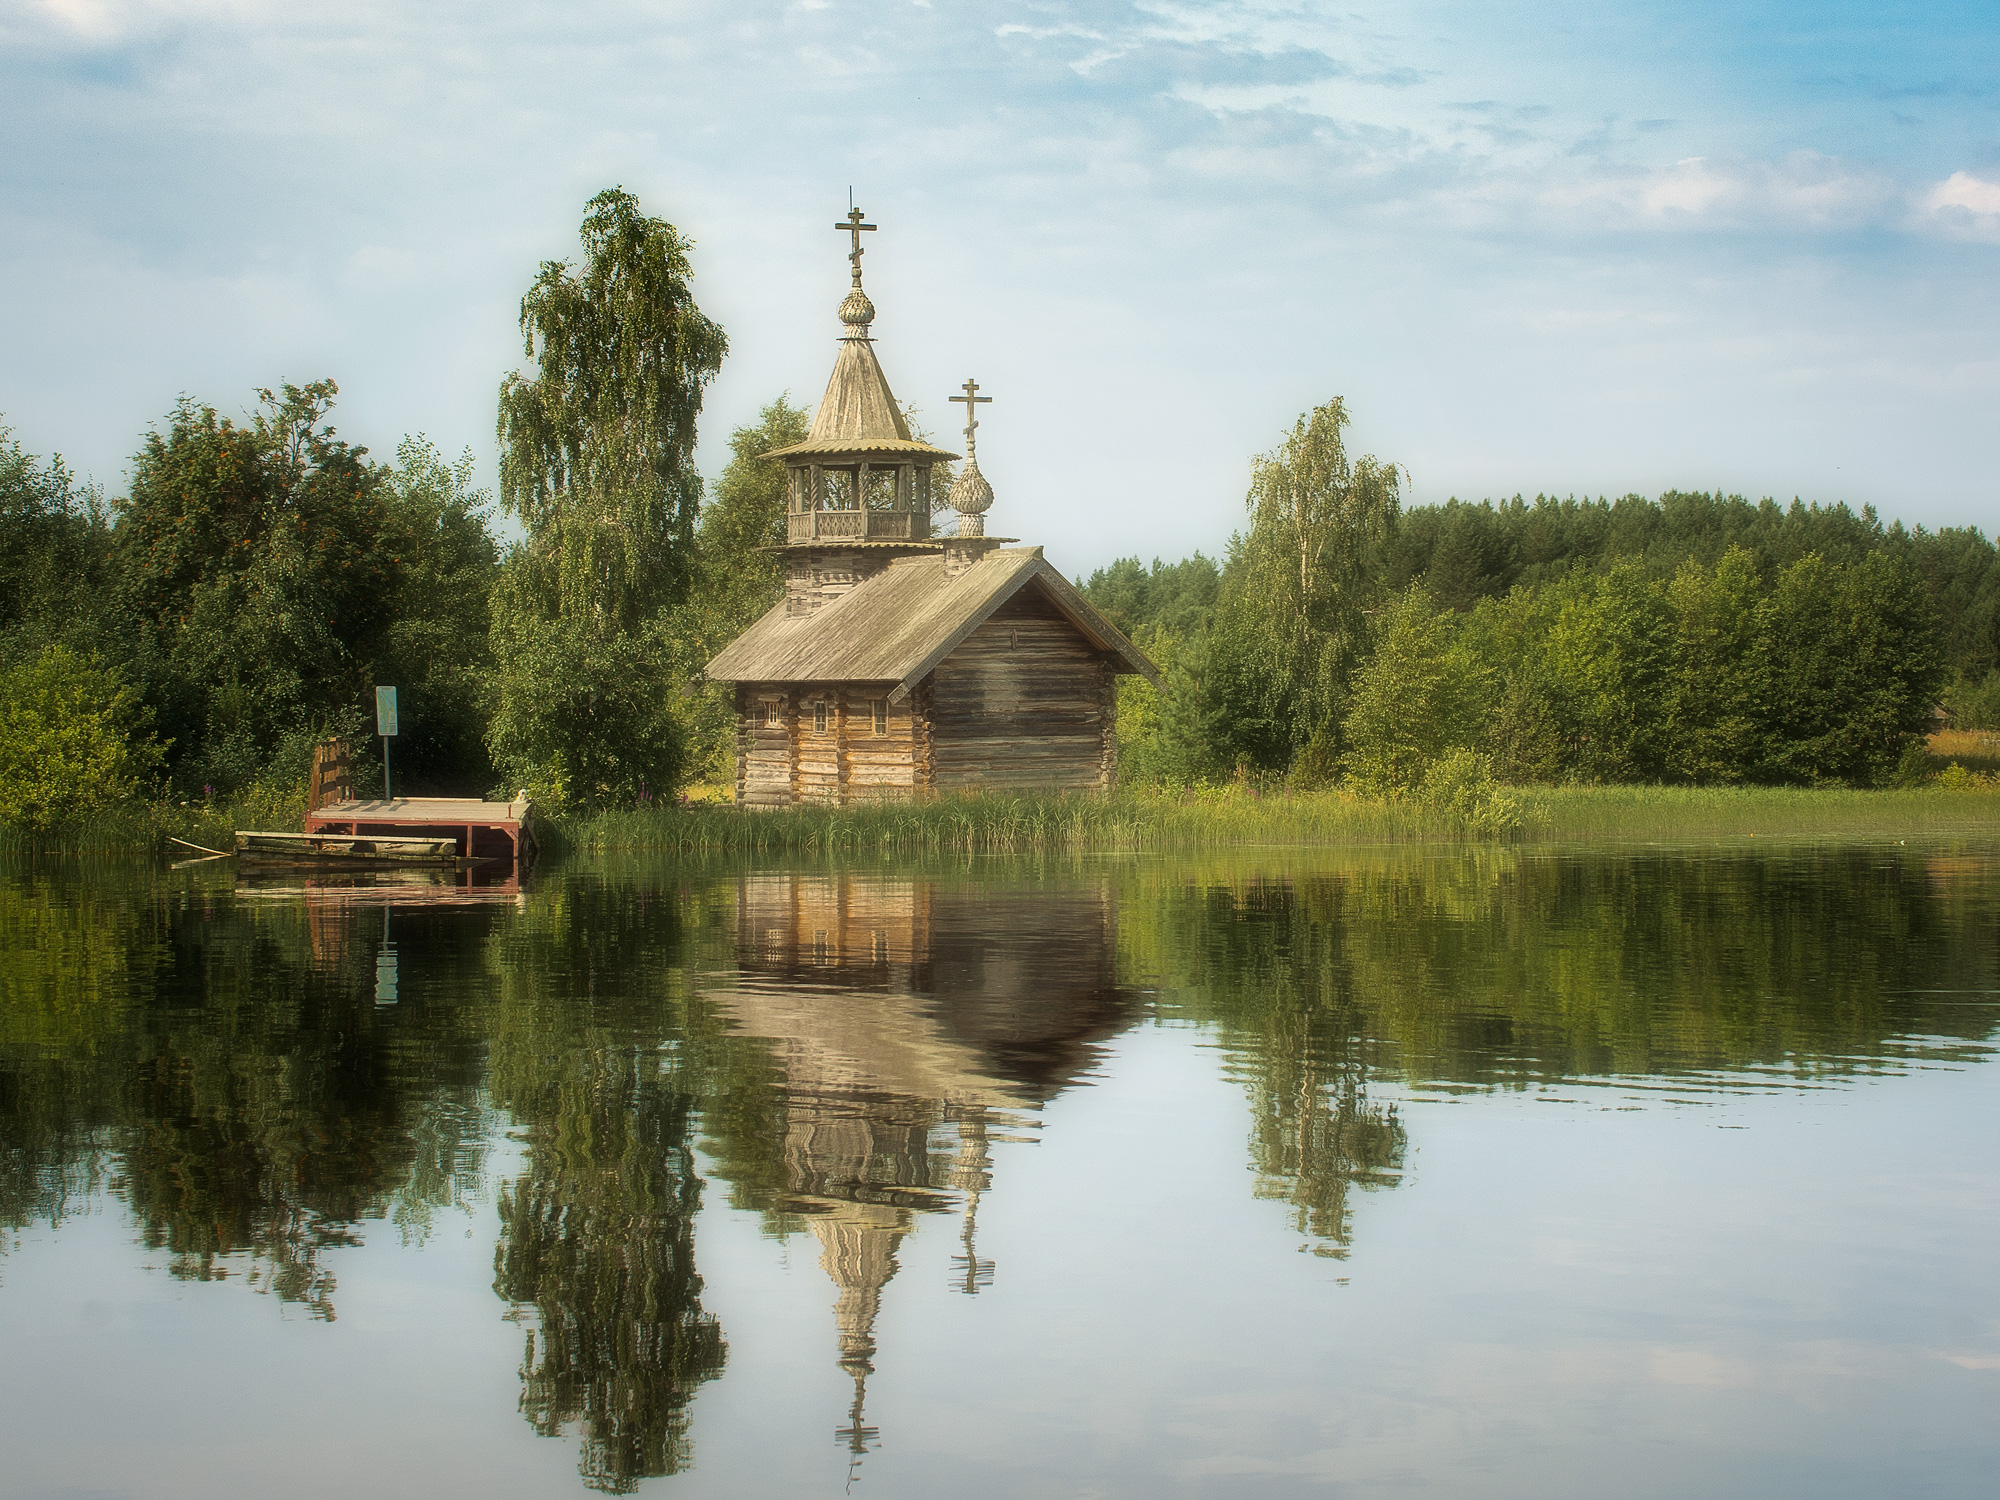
[{"left": 704, "top": 546, "right": 1161, "bottom": 702}]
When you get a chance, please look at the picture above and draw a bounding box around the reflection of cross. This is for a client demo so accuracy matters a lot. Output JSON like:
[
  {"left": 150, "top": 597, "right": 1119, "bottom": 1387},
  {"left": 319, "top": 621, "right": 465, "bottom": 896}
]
[
  {"left": 835, "top": 1377, "right": 878, "bottom": 1492},
  {"left": 949, "top": 378, "right": 991, "bottom": 459},
  {"left": 834, "top": 202, "right": 875, "bottom": 287}
]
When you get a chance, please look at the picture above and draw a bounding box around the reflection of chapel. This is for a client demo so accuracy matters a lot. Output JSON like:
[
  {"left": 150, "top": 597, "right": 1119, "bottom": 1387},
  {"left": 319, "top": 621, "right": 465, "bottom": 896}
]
[
  {"left": 705, "top": 872, "right": 1133, "bottom": 1474},
  {"left": 704, "top": 206, "right": 1159, "bottom": 807}
]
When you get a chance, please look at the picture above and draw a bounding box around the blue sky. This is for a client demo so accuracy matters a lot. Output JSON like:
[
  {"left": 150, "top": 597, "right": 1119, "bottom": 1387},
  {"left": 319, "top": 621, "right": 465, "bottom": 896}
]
[{"left": 2, "top": 0, "right": 1995, "bottom": 570}]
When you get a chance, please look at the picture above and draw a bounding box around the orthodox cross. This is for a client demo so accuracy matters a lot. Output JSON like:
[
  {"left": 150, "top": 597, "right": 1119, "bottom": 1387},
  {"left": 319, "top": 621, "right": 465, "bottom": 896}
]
[
  {"left": 834, "top": 202, "right": 875, "bottom": 287},
  {"left": 950, "top": 378, "right": 991, "bottom": 458}
]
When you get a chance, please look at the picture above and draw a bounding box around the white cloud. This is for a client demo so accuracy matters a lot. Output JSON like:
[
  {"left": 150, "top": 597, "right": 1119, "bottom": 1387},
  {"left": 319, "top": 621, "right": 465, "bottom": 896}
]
[
  {"left": 1922, "top": 170, "right": 2000, "bottom": 241},
  {"left": 1930, "top": 172, "right": 2000, "bottom": 214}
]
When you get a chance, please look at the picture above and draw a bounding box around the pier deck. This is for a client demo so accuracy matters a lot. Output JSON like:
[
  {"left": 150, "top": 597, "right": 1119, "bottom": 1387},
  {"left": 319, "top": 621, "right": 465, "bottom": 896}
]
[{"left": 304, "top": 796, "right": 534, "bottom": 862}]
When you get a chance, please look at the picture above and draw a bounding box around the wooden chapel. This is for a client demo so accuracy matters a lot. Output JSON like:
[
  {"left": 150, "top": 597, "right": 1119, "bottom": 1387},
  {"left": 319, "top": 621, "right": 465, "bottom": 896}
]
[{"left": 704, "top": 207, "right": 1159, "bottom": 807}]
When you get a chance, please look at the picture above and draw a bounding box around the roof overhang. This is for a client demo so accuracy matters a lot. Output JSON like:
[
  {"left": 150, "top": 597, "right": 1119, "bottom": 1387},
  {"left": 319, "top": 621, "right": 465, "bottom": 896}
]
[
  {"left": 885, "top": 556, "right": 1162, "bottom": 703},
  {"left": 761, "top": 437, "right": 961, "bottom": 463}
]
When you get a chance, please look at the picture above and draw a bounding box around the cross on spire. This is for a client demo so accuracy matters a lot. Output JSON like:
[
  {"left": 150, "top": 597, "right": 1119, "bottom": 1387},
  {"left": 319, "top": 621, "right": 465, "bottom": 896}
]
[
  {"left": 950, "top": 378, "right": 992, "bottom": 458},
  {"left": 834, "top": 198, "right": 875, "bottom": 287}
]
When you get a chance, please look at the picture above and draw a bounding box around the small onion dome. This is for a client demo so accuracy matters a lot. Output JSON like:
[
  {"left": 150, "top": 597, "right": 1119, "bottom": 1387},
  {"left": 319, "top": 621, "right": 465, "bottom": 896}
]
[
  {"left": 948, "top": 457, "right": 993, "bottom": 516},
  {"left": 838, "top": 288, "right": 876, "bottom": 329}
]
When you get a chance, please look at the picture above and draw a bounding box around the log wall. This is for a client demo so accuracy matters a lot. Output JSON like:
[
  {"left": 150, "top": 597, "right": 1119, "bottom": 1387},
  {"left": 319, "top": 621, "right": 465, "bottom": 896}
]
[
  {"left": 930, "top": 589, "right": 1117, "bottom": 794},
  {"left": 736, "top": 684, "right": 797, "bottom": 809},
  {"left": 734, "top": 681, "right": 923, "bottom": 806},
  {"left": 731, "top": 585, "right": 1124, "bottom": 806}
]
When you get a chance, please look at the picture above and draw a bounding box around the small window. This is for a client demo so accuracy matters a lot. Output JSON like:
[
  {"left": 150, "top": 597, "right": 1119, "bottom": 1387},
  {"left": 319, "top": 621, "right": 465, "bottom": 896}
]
[
  {"left": 813, "top": 701, "right": 828, "bottom": 735},
  {"left": 762, "top": 699, "right": 782, "bottom": 727},
  {"left": 872, "top": 699, "right": 887, "bottom": 735}
]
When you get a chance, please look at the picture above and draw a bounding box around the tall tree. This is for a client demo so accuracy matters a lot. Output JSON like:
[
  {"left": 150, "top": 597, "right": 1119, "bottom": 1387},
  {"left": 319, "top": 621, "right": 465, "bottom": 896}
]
[
  {"left": 0, "top": 424, "right": 113, "bottom": 662},
  {"left": 117, "top": 381, "right": 398, "bottom": 795},
  {"left": 1207, "top": 398, "right": 1401, "bottom": 770},
  {"left": 489, "top": 188, "right": 726, "bottom": 807},
  {"left": 378, "top": 437, "right": 502, "bottom": 793},
  {"left": 671, "top": 397, "right": 809, "bottom": 784},
  {"left": 1753, "top": 551, "right": 1943, "bottom": 784},
  {"left": 496, "top": 187, "right": 727, "bottom": 631}
]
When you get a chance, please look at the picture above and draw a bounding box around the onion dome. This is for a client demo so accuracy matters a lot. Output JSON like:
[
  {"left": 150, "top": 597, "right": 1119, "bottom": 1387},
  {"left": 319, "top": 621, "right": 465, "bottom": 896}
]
[
  {"left": 838, "top": 287, "right": 876, "bottom": 333},
  {"left": 948, "top": 460, "right": 994, "bottom": 536}
]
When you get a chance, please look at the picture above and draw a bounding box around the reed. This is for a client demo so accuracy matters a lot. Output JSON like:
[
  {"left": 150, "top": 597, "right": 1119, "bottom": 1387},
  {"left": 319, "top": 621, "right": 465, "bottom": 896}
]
[
  {"left": 0, "top": 784, "right": 305, "bottom": 857},
  {"left": 8, "top": 781, "right": 1995, "bottom": 857},
  {"left": 548, "top": 783, "right": 2000, "bottom": 855}
]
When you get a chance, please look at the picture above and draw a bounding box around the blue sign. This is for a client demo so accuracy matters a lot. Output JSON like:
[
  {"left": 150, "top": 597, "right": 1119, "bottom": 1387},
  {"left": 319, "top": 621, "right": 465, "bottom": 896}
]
[{"left": 375, "top": 686, "right": 399, "bottom": 738}]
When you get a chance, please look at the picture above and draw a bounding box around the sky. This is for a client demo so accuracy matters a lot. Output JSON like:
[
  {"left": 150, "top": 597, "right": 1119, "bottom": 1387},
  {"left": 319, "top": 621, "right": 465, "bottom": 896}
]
[{"left": 2, "top": 0, "right": 1996, "bottom": 572}]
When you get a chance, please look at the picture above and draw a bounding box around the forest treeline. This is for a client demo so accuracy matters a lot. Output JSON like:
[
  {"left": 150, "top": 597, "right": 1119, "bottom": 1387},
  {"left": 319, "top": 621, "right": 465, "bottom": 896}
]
[
  {"left": 1084, "top": 446, "right": 1998, "bottom": 794},
  {"left": 2, "top": 186, "right": 1994, "bottom": 831}
]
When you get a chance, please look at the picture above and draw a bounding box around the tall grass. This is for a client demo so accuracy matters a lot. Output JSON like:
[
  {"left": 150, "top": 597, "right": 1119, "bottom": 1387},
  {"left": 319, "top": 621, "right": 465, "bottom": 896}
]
[
  {"left": 8, "top": 781, "right": 1996, "bottom": 858},
  {"left": 548, "top": 783, "right": 2000, "bottom": 855},
  {"left": 0, "top": 784, "right": 305, "bottom": 857}
]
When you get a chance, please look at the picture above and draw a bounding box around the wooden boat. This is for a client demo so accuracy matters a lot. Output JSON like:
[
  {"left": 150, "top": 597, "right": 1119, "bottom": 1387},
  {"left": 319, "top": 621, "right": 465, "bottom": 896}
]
[{"left": 234, "top": 830, "right": 465, "bottom": 867}]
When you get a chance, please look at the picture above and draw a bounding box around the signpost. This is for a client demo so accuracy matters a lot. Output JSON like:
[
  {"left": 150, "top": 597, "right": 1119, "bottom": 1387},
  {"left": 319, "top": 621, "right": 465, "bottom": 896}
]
[{"left": 376, "top": 686, "right": 399, "bottom": 801}]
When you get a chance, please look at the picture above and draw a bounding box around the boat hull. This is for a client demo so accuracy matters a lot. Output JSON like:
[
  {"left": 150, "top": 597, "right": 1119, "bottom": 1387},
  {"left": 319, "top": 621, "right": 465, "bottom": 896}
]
[{"left": 234, "top": 831, "right": 463, "bottom": 867}]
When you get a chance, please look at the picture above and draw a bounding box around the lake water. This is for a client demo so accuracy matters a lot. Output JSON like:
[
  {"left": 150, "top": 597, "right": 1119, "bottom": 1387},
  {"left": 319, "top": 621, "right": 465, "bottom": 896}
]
[{"left": 3, "top": 844, "right": 1998, "bottom": 1498}]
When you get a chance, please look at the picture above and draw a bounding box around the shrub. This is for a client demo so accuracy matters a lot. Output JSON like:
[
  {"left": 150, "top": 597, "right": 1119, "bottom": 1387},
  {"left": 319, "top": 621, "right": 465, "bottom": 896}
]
[
  {"left": 1418, "top": 748, "right": 1522, "bottom": 834},
  {"left": 0, "top": 647, "right": 166, "bottom": 832}
]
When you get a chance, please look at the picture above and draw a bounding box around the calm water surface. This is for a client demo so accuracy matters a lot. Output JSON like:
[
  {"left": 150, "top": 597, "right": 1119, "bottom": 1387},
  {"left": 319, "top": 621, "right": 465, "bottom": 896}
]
[{"left": 3, "top": 845, "right": 1998, "bottom": 1498}]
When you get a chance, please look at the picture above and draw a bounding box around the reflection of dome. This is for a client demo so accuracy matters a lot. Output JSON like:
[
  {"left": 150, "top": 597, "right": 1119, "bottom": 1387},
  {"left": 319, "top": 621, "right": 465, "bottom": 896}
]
[
  {"left": 713, "top": 873, "right": 1137, "bottom": 1472},
  {"left": 838, "top": 289, "right": 876, "bottom": 329}
]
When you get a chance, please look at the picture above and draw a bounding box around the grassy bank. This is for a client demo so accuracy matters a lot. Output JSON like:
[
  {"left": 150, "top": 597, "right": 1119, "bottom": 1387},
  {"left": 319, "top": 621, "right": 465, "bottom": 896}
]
[
  {"left": 548, "top": 784, "right": 2000, "bottom": 856},
  {"left": 7, "top": 781, "right": 1995, "bottom": 858},
  {"left": 0, "top": 784, "right": 306, "bottom": 858}
]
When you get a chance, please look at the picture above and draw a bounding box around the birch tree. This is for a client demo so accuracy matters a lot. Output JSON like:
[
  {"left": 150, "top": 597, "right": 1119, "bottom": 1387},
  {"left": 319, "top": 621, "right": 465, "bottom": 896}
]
[
  {"left": 1213, "top": 398, "right": 1401, "bottom": 769},
  {"left": 489, "top": 188, "right": 726, "bottom": 807},
  {"left": 497, "top": 187, "right": 727, "bottom": 631}
]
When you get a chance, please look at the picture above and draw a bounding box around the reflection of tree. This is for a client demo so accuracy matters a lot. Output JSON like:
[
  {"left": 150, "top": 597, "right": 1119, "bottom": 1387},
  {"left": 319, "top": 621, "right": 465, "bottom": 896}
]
[
  {"left": 1121, "top": 848, "right": 2000, "bottom": 1251},
  {"left": 0, "top": 870, "right": 144, "bottom": 1236},
  {"left": 1, "top": 864, "right": 498, "bottom": 1315},
  {"left": 1156, "top": 876, "right": 1406, "bottom": 1255},
  {"left": 486, "top": 876, "right": 729, "bottom": 1493},
  {"left": 1242, "top": 1032, "right": 1404, "bottom": 1256}
]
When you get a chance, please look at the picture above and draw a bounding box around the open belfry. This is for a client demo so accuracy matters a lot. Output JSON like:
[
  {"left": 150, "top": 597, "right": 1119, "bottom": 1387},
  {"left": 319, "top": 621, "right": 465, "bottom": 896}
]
[{"left": 704, "top": 204, "right": 1160, "bottom": 806}]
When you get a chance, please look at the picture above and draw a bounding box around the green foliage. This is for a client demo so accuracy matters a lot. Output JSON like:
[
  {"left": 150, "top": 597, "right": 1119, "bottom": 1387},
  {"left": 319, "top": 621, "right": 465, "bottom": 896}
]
[
  {"left": 378, "top": 437, "right": 502, "bottom": 792},
  {"left": 0, "top": 647, "right": 165, "bottom": 832},
  {"left": 496, "top": 187, "right": 727, "bottom": 631},
  {"left": 1662, "top": 547, "right": 1763, "bottom": 783},
  {"left": 0, "top": 423, "right": 112, "bottom": 661},
  {"left": 117, "top": 381, "right": 399, "bottom": 795},
  {"left": 1211, "top": 399, "right": 1401, "bottom": 768},
  {"left": 675, "top": 397, "right": 811, "bottom": 782},
  {"left": 1342, "top": 586, "right": 1480, "bottom": 794},
  {"left": 1943, "top": 670, "right": 2000, "bottom": 730},
  {"left": 487, "top": 603, "right": 687, "bottom": 810},
  {"left": 490, "top": 188, "right": 725, "bottom": 808},
  {"left": 1079, "top": 554, "right": 1220, "bottom": 640},
  {"left": 1751, "top": 551, "right": 1943, "bottom": 784},
  {"left": 1418, "top": 748, "right": 1521, "bottom": 834}
]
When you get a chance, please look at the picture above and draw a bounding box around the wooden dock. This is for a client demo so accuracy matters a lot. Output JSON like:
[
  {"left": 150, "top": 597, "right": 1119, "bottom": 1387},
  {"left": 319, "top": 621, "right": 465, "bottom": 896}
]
[{"left": 303, "top": 796, "right": 535, "bottom": 862}]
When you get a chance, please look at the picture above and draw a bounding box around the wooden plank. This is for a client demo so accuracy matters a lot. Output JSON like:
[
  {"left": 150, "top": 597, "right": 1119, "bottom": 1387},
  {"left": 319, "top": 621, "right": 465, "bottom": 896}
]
[{"left": 706, "top": 549, "right": 1158, "bottom": 691}]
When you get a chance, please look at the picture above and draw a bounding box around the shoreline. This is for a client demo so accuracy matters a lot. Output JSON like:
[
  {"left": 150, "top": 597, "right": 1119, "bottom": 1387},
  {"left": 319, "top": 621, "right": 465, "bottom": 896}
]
[{"left": 9, "top": 784, "right": 1998, "bottom": 859}]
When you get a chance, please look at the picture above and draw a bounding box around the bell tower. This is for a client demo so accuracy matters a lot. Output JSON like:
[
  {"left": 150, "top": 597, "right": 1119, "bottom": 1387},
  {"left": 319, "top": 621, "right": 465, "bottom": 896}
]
[{"left": 761, "top": 203, "right": 961, "bottom": 616}]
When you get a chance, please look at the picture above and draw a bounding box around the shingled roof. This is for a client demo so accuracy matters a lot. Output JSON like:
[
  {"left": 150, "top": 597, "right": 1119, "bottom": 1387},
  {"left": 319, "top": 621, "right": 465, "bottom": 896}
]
[
  {"left": 704, "top": 547, "right": 1161, "bottom": 702},
  {"left": 762, "top": 335, "right": 960, "bottom": 464}
]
